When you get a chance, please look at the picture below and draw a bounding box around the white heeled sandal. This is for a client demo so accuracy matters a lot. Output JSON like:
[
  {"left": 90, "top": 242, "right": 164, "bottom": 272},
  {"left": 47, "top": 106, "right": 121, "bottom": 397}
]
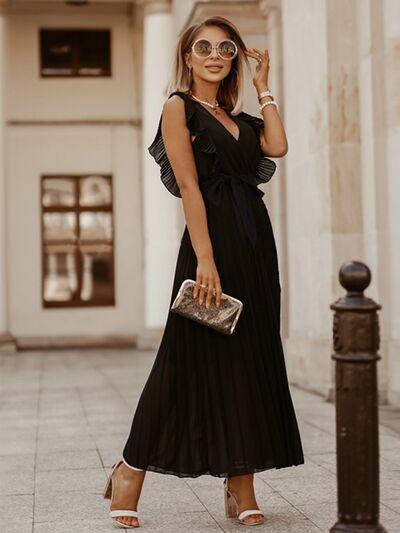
[
  {"left": 224, "top": 477, "right": 265, "bottom": 526},
  {"left": 103, "top": 458, "right": 142, "bottom": 529}
]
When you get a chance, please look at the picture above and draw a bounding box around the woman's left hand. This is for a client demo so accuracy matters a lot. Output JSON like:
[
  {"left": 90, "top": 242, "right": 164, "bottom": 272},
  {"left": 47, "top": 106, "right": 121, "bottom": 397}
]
[{"left": 244, "top": 47, "right": 270, "bottom": 92}]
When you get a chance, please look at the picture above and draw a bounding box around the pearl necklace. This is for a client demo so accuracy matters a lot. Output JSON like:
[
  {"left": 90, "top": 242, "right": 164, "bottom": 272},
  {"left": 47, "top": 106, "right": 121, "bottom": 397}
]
[{"left": 188, "top": 91, "right": 221, "bottom": 114}]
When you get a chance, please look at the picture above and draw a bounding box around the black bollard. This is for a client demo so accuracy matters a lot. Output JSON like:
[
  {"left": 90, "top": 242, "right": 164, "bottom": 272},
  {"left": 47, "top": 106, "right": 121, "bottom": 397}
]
[{"left": 330, "top": 261, "right": 386, "bottom": 533}]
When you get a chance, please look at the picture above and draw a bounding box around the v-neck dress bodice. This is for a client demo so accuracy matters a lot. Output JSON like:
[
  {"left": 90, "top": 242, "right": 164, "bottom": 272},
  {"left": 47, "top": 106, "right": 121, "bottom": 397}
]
[
  {"left": 122, "top": 89, "right": 304, "bottom": 479},
  {"left": 189, "top": 97, "right": 262, "bottom": 177},
  {"left": 148, "top": 90, "right": 278, "bottom": 249},
  {"left": 148, "top": 90, "right": 276, "bottom": 198}
]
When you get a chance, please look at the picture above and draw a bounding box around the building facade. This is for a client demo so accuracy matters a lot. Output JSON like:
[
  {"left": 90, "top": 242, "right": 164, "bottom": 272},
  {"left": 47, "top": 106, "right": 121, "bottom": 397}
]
[{"left": 0, "top": 0, "right": 399, "bottom": 406}]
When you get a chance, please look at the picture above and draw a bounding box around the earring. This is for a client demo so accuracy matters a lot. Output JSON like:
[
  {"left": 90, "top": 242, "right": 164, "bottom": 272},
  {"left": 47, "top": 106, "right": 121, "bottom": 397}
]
[{"left": 187, "top": 65, "right": 192, "bottom": 88}]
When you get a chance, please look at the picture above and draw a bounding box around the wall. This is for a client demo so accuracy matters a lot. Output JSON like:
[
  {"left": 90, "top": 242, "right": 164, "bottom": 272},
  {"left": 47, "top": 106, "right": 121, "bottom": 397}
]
[
  {"left": 282, "top": 0, "right": 400, "bottom": 405},
  {"left": 5, "top": 10, "right": 144, "bottom": 339},
  {"left": 6, "top": 12, "right": 135, "bottom": 121}
]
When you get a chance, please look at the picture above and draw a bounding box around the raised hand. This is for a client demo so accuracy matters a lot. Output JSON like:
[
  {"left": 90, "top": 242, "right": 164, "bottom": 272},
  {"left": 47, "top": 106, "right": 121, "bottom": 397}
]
[{"left": 244, "top": 47, "right": 270, "bottom": 92}]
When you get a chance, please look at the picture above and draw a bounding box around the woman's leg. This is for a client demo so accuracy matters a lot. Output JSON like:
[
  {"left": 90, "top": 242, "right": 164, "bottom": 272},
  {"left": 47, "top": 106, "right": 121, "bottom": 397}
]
[
  {"left": 227, "top": 473, "right": 264, "bottom": 524},
  {"left": 110, "top": 459, "right": 146, "bottom": 528}
]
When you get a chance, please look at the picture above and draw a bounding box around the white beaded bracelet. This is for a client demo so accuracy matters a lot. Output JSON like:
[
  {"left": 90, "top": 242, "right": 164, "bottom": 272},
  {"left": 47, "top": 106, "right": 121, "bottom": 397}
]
[
  {"left": 260, "top": 100, "right": 279, "bottom": 112},
  {"left": 258, "top": 90, "right": 273, "bottom": 100}
]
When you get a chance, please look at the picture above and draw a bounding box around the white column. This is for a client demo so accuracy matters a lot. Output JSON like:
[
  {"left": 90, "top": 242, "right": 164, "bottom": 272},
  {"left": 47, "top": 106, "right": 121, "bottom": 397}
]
[
  {"left": 258, "top": 1, "right": 289, "bottom": 338},
  {"left": 282, "top": 0, "right": 367, "bottom": 399},
  {"left": 281, "top": 0, "right": 334, "bottom": 396},
  {"left": 140, "top": 0, "right": 180, "bottom": 345},
  {"left": 380, "top": 0, "right": 400, "bottom": 405},
  {"left": 0, "top": 13, "right": 15, "bottom": 352},
  {"left": 357, "top": 0, "right": 390, "bottom": 403}
]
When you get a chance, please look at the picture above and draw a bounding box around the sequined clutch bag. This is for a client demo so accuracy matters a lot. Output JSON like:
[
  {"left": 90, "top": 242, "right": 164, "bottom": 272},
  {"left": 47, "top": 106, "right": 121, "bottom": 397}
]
[{"left": 170, "top": 278, "right": 243, "bottom": 335}]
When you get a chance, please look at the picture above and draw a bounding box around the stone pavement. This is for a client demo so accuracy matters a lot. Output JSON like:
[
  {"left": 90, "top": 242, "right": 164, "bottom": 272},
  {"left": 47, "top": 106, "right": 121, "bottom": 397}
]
[{"left": 1, "top": 348, "right": 399, "bottom": 533}]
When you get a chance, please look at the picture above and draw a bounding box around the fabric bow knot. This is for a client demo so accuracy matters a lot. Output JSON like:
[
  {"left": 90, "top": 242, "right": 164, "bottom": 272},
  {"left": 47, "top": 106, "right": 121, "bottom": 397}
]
[{"left": 199, "top": 173, "right": 265, "bottom": 248}]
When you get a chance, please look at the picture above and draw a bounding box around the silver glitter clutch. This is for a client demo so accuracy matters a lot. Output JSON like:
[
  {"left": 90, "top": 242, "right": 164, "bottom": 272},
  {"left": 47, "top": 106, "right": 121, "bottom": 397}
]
[{"left": 170, "top": 278, "right": 243, "bottom": 335}]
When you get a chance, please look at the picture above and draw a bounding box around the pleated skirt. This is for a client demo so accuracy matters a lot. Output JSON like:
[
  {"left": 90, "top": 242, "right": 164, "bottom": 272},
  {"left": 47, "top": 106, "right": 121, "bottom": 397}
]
[{"left": 122, "top": 188, "right": 304, "bottom": 478}]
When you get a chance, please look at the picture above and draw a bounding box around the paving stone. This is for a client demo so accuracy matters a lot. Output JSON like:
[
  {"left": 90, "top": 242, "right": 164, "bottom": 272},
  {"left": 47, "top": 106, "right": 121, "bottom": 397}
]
[
  {"left": 36, "top": 449, "right": 102, "bottom": 471},
  {"left": 139, "top": 481, "right": 206, "bottom": 513},
  {"left": 380, "top": 504, "right": 400, "bottom": 530},
  {"left": 1, "top": 348, "right": 400, "bottom": 532},
  {"left": 306, "top": 452, "right": 336, "bottom": 474},
  {"left": 33, "top": 519, "right": 121, "bottom": 533},
  {"left": 36, "top": 434, "right": 95, "bottom": 453},
  {"left": 85, "top": 411, "right": 132, "bottom": 426},
  {"left": 90, "top": 431, "right": 130, "bottom": 450},
  {"left": 0, "top": 494, "right": 34, "bottom": 521},
  {"left": 259, "top": 457, "right": 331, "bottom": 480},
  {"left": 0, "top": 427, "right": 37, "bottom": 455},
  {"left": 381, "top": 448, "right": 400, "bottom": 467},
  {"left": 137, "top": 509, "right": 222, "bottom": 532},
  {"left": 265, "top": 473, "right": 337, "bottom": 506},
  {"left": 380, "top": 406, "right": 400, "bottom": 435},
  {"left": 380, "top": 467, "right": 400, "bottom": 501},
  {"left": 218, "top": 503, "right": 322, "bottom": 532},
  {"left": 194, "top": 482, "right": 287, "bottom": 519},
  {"left": 298, "top": 424, "right": 336, "bottom": 455},
  {"left": 296, "top": 500, "right": 400, "bottom": 531},
  {"left": 380, "top": 433, "right": 400, "bottom": 451},
  {"left": 383, "top": 497, "right": 400, "bottom": 514},
  {"left": 0, "top": 454, "right": 35, "bottom": 496},
  {"left": 35, "top": 467, "right": 106, "bottom": 494},
  {"left": 0, "top": 519, "right": 33, "bottom": 533},
  {"left": 34, "top": 491, "right": 110, "bottom": 523},
  {"left": 0, "top": 414, "right": 38, "bottom": 430},
  {"left": 0, "top": 453, "right": 35, "bottom": 473},
  {"left": 37, "top": 423, "right": 91, "bottom": 439}
]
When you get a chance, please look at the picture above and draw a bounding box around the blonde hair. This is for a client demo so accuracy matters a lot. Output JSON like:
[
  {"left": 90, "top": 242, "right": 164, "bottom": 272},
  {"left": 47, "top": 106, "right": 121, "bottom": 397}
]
[{"left": 165, "top": 16, "right": 251, "bottom": 116}]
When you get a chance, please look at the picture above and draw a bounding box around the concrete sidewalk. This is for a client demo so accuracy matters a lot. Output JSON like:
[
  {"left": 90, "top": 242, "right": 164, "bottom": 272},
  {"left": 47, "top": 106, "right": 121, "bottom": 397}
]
[{"left": 0, "top": 348, "right": 399, "bottom": 532}]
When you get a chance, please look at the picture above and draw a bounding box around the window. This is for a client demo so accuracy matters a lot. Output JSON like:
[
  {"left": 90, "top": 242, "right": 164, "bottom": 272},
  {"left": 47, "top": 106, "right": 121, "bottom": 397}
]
[
  {"left": 41, "top": 175, "right": 115, "bottom": 307},
  {"left": 40, "top": 29, "right": 111, "bottom": 77}
]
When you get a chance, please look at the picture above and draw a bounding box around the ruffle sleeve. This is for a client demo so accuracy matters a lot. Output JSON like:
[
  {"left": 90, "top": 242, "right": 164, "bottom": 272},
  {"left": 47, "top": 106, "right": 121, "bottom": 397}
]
[
  {"left": 238, "top": 111, "right": 277, "bottom": 185},
  {"left": 147, "top": 91, "right": 218, "bottom": 198}
]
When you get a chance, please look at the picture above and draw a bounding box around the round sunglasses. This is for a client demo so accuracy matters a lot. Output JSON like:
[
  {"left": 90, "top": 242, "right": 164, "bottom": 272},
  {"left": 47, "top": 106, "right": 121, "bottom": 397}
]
[{"left": 191, "top": 38, "right": 238, "bottom": 61}]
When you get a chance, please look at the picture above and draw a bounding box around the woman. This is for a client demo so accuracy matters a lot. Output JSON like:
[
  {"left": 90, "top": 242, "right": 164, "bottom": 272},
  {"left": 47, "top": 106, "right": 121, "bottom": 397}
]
[{"left": 103, "top": 15, "right": 304, "bottom": 528}]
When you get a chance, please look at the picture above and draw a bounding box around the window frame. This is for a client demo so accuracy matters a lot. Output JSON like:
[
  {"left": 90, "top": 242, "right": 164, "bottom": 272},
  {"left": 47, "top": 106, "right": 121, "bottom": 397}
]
[
  {"left": 40, "top": 174, "right": 116, "bottom": 308},
  {"left": 39, "top": 28, "right": 112, "bottom": 78}
]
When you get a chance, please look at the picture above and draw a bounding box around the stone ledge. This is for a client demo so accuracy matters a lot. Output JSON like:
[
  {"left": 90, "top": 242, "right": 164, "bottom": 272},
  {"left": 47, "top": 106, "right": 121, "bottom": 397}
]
[{"left": 15, "top": 334, "right": 136, "bottom": 351}]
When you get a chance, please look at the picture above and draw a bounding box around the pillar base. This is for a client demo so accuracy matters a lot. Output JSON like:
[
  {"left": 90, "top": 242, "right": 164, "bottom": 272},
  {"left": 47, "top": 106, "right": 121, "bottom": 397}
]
[
  {"left": 330, "top": 521, "right": 387, "bottom": 533},
  {"left": 136, "top": 328, "right": 163, "bottom": 350},
  {"left": 0, "top": 331, "right": 17, "bottom": 353}
]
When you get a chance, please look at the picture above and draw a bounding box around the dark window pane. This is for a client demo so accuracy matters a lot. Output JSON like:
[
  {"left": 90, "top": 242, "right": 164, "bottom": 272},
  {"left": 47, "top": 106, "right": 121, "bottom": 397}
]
[
  {"left": 40, "top": 29, "right": 111, "bottom": 77},
  {"left": 77, "top": 31, "right": 110, "bottom": 76},
  {"left": 79, "top": 245, "right": 114, "bottom": 302},
  {"left": 40, "top": 30, "right": 74, "bottom": 76}
]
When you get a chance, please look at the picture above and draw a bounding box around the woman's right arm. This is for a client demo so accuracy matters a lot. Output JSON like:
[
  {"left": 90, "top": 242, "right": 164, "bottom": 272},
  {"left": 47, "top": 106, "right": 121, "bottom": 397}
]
[{"left": 161, "top": 95, "right": 222, "bottom": 309}]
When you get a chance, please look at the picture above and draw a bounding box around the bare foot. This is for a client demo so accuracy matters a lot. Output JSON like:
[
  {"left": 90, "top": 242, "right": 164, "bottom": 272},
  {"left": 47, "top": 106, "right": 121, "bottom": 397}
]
[
  {"left": 227, "top": 473, "right": 265, "bottom": 525},
  {"left": 110, "top": 462, "right": 146, "bottom": 528}
]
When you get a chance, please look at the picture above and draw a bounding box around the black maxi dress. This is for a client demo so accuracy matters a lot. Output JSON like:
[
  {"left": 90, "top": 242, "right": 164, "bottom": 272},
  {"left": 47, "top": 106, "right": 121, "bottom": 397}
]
[{"left": 122, "top": 90, "right": 304, "bottom": 478}]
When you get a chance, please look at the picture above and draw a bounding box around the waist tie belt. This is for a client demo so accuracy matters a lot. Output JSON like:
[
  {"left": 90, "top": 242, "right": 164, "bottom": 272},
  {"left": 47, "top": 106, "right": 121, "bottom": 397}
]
[{"left": 199, "top": 172, "right": 265, "bottom": 248}]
